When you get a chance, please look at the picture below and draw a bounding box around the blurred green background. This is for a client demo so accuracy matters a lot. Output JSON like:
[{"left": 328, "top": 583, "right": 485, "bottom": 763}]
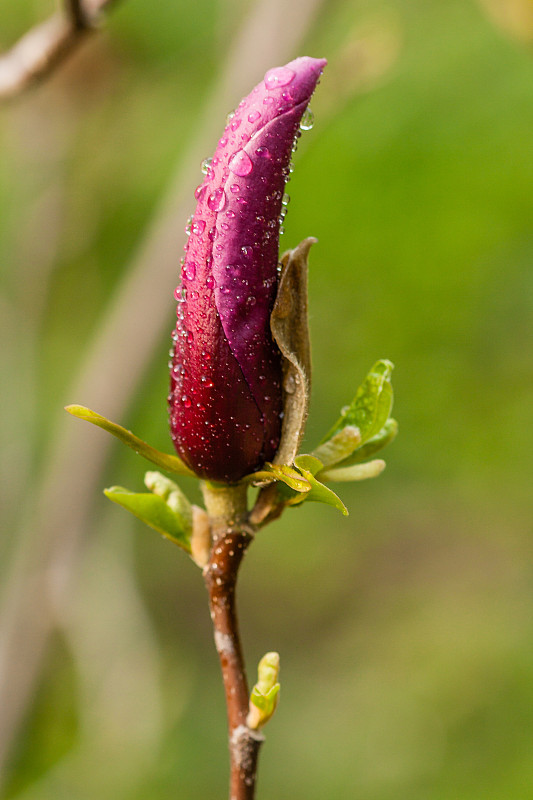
[{"left": 1, "top": 0, "right": 533, "bottom": 798}]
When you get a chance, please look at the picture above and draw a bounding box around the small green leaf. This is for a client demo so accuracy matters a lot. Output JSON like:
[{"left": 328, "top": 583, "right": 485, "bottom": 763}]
[
  {"left": 323, "top": 360, "right": 394, "bottom": 446},
  {"left": 333, "top": 419, "right": 398, "bottom": 468},
  {"left": 296, "top": 467, "right": 348, "bottom": 515},
  {"left": 250, "top": 684, "right": 280, "bottom": 713},
  {"left": 320, "top": 459, "right": 386, "bottom": 483},
  {"left": 104, "top": 486, "right": 192, "bottom": 552},
  {"left": 65, "top": 405, "right": 194, "bottom": 477},
  {"left": 247, "top": 652, "right": 280, "bottom": 730},
  {"left": 311, "top": 425, "right": 361, "bottom": 468},
  {"left": 248, "top": 462, "right": 311, "bottom": 493},
  {"left": 144, "top": 471, "right": 192, "bottom": 531},
  {"left": 294, "top": 454, "right": 323, "bottom": 475}
]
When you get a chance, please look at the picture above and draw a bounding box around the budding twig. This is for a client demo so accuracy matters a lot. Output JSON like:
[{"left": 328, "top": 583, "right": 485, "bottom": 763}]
[{"left": 201, "top": 483, "right": 263, "bottom": 800}]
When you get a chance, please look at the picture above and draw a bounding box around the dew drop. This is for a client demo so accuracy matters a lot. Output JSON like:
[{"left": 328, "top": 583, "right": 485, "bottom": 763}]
[
  {"left": 230, "top": 118, "right": 241, "bottom": 131},
  {"left": 185, "top": 215, "right": 193, "bottom": 236},
  {"left": 181, "top": 395, "right": 192, "bottom": 408},
  {"left": 220, "top": 286, "right": 230, "bottom": 295},
  {"left": 226, "top": 110, "right": 235, "bottom": 124},
  {"left": 255, "top": 146, "right": 271, "bottom": 159},
  {"left": 194, "top": 184, "right": 206, "bottom": 200},
  {"left": 207, "top": 188, "right": 227, "bottom": 212},
  {"left": 229, "top": 150, "right": 253, "bottom": 177},
  {"left": 219, "top": 136, "right": 228, "bottom": 147},
  {"left": 263, "top": 96, "right": 275, "bottom": 105},
  {"left": 282, "top": 192, "right": 290, "bottom": 206},
  {"left": 183, "top": 262, "right": 196, "bottom": 280},
  {"left": 299, "top": 106, "right": 314, "bottom": 131},
  {"left": 201, "top": 376, "right": 214, "bottom": 388},
  {"left": 191, "top": 219, "right": 206, "bottom": 235},
  {"left": 201, "top": 157, "right": 212, "bottom": 174},
  {"left": 206, "top": 275, "right": 215, "bottom": 288},
  {"left": 247, "top": 110, "right": 261, "bottom": 123},
  {"left": 264, "top": 66, "right": 295, "bottom": 89},
  {"left": 230, "top": 184, "right": 240, "bottom": 194},
  {"left": 241, "top": 245, "right": 253, "bottom": 258}
]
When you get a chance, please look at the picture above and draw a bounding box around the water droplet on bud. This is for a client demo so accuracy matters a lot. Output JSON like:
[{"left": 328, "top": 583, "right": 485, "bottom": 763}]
[
  {"left": 191, "top": 219, "right": 206, "bottom": 235},
  {"left": 183, "top": 262, "right": 196, "bottom": 280},
  {"left": 299, "top": 106, "right": 314, "bottom": 131},
  {"left": 229, "top": 150, "right": 253, "bottom": 177},
  {"left": 201, "top": 157, "right": 212, "bottom": 174},
  {"left": 247, "top": 110, "right": 261, "bottom": 123},
  {"left": 207, "top": 188, "right": 227, "bottom": 212},
  {"left": 264, "top": 66, "right": 295, "bottom": 89}
]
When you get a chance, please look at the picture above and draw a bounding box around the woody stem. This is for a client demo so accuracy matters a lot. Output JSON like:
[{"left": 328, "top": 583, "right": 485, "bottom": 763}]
[{"left": 201, "top": 482, "right": 263, "bottom": 800}]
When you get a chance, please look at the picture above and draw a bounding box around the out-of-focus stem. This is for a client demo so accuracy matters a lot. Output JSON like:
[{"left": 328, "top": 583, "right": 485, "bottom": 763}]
[{"left": 0, "top": 0, "right": 119, "bottom": 101}]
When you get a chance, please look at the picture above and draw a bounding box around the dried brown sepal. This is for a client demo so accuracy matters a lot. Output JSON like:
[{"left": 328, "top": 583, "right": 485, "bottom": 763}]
[
  {"left": 270, "top": 237, "right": 315, "bottom": 466},
  {"left": 250, "top": 238, "right": 314, "bottom": 527}
]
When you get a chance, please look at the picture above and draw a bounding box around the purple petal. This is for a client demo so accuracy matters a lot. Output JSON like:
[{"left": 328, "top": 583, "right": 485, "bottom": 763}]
[{"left": 170, "top": 57, "right": 326, "bottom": 482}]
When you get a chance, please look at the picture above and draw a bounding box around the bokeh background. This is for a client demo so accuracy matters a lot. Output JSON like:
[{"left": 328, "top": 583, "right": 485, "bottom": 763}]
[{"left": 1, "top": 0, "right": 533, "bottom": 798}]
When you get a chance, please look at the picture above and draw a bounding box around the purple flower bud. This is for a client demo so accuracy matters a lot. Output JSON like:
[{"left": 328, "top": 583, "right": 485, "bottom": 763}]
[{"left": 169, "top": 56, "right": 327, "bottom": 483}]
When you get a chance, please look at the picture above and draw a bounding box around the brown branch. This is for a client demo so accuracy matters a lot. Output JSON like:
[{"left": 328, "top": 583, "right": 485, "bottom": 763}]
[
  {"left": 66, "top": 0, "right": 90, "bottom": 30},
  {"left": 202, "top": 484, "right": 264, "bottom": 800},
  {"left": 0, "top": 0, "right": 117, "bottom": 100}
]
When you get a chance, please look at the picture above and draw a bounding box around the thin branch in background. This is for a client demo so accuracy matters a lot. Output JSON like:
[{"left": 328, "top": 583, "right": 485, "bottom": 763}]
[
  {"left": 65, "top": 0, "right": 91, "bottom": 30},
  {"left": 0, "top": 0, "right": 118, "bottom": 101}
]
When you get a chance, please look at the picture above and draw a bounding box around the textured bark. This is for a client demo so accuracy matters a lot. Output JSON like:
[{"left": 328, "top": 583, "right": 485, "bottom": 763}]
[{"left": 202, "top": 483, "right": 263, "bottom": 799}]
